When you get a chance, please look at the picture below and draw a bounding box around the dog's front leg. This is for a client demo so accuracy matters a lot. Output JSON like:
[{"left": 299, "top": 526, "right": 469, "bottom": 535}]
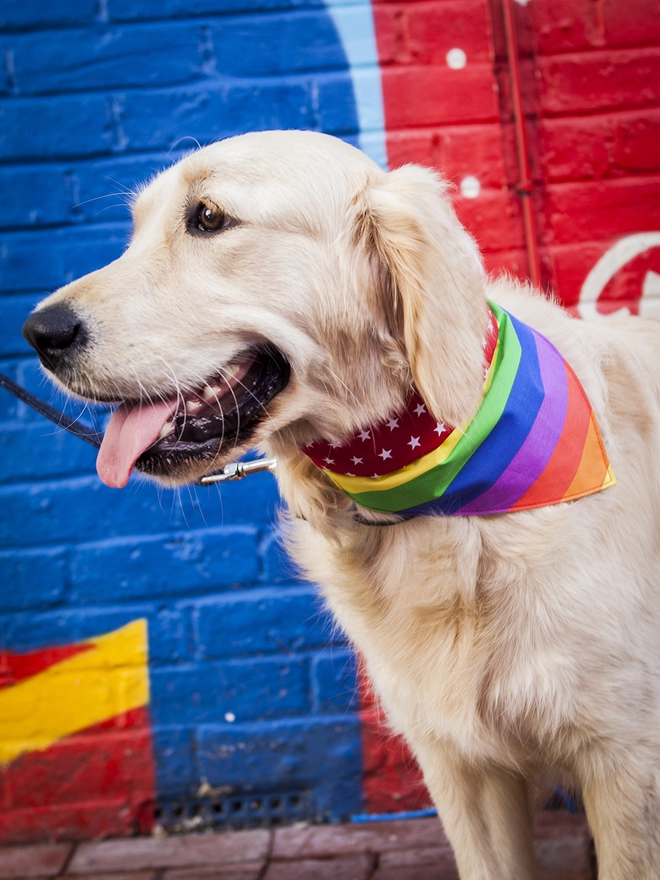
[
  {"left": 413, "top": 739, "right": 536, "bottom": 880},
  {"left": 579, "top": 745, "right": 660, "bottom": 880}
]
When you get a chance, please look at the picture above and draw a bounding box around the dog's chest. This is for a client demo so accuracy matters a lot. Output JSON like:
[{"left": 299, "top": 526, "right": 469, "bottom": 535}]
[
  {"left": 293, "top": 518, "right": 558, "bottom": 760},
  {"left": 296, "top": 520, "right": 588, "bottom": 762}
]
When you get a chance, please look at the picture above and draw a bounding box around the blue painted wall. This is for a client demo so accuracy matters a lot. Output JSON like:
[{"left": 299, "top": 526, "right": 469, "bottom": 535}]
[{"left": 0, "top": 0, "right": 364, "bottom": 824}]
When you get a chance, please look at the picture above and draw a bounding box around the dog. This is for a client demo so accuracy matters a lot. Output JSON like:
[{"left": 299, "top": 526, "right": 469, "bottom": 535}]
[{"left": 22, "top": 130, "right": 660, "bottom": 879}]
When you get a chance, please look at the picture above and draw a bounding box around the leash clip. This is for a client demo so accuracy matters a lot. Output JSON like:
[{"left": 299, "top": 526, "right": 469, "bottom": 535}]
[{"left": 198, "top": 458, "right": 277, "bottom": 485}]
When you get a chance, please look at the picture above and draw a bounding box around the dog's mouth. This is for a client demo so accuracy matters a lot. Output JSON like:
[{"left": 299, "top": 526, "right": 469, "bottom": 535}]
[{"left": 96, "top": 346, "right": 290, "bottom": 488}]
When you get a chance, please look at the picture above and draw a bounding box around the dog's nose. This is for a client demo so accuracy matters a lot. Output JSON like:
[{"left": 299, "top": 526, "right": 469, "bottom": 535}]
[{"left": 22, "top": 305, "right": 85, "bottom": 367}]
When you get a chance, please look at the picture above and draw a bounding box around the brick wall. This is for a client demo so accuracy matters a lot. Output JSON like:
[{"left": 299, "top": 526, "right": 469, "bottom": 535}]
[
  {"left": 525, "top": 0, "right": 660, "bottom": 314},
  {"left": 0, "top": 0, "right": 368, "bottom": 842},
  {"left": 1, "top": 0, "right": 659, "bottom": 844}
]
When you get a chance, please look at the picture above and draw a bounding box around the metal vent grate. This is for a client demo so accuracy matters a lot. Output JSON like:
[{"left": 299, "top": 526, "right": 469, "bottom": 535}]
[{"left": 154, "top": 789, "right": 313, "bottom": 833}]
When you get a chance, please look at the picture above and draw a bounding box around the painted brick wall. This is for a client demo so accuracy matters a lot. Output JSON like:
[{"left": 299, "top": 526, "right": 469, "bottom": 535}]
[
  {"left": 525, "top": 0, "right": 660, "bottom": 315},
  {"left": 0, "top": 0, "right": 367, "bottom": 843}
]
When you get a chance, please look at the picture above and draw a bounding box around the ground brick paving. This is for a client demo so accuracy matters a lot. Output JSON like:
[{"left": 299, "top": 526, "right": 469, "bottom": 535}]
[{"left": 0, "top": 812, "right": 594, "bottom": 880}]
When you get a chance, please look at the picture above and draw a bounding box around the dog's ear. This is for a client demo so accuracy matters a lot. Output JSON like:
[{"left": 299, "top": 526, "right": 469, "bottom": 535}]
[{"left": 358, "top": 164, "right": 488, "bottom": 427}]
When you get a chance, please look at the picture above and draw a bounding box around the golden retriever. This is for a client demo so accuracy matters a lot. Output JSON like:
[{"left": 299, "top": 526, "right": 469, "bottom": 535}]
[{"left": 22, "top": 131, "right": 660, "bottom": 879}]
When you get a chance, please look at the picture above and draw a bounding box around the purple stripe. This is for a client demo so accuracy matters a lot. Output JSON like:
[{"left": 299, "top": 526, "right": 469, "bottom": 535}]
[{"left": 457, "top": 330, "right": 568, "bottom": 514}]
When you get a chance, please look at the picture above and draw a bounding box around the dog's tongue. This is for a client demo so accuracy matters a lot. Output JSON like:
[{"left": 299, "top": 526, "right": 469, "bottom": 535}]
[{"left": 97, "top": 400, "right": 178, "bottom": 488}]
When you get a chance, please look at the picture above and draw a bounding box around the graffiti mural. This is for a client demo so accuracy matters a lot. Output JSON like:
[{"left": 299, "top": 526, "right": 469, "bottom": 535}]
[
  {"left": 0, "top": 621, "right": 154, "bottom": 841},
  {"left": 577, "top": 233, "right": 660, "bottom": 318},
  {"left": 1, "top": 0, "right": 659, "bottom": 841}
]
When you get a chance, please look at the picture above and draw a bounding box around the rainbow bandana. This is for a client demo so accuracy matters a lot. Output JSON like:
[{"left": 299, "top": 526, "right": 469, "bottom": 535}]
[{"left": 302, "top": 302, "right": 615, "bottom": 517}]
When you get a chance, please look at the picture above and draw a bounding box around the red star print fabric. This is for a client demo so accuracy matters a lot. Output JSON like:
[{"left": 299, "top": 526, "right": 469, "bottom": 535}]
[{"left": 303, "top": 307, "right": 498, "bottom": 477}]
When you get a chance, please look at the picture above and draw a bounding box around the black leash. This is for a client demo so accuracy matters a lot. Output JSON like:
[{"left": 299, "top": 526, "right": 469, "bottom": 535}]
[
  {"left": 0, "top": 371, "right": 413, "bottom": 521},
  {"left": 0, "top": 372, "right": 275, "bottom": 485},
  {"left": 0, "top": 371, "right": 103, "bottom": 448}
]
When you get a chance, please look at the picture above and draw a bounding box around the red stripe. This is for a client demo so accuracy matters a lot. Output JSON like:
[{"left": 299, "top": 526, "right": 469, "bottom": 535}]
[
  {"left": 511, "top": 361, "right": 591, "bottom": 510},
  {"left": 0, "top": 706, "right": 155, "bottom": 843},
  {"left": 0, "top": 644, "right": 93, "bottom": 690}
]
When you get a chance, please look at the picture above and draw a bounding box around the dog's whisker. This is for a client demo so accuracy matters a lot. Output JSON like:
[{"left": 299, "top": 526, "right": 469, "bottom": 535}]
[
  {"left": 216, "top": 366, "right": 246, "bottom": 450},
  {"left": 153, "top": 353, "right": 188, "bottom": 447},
  {"left": 93, "top": 203, "right": 131, "bottom": 217},
  {"left": 323, "top": 365, "right": 363, "bottom": 413},
  {"left": 102, "top": 176, "right": 139, "bottom": 198},
  {"left": 225, "top": 368, "right": 276, "bottom": 426},
  {"left": 71, "top": 191, "right": 134, "bottom": 209},
  {"left": 170, "top": 134, "right": 202, "bottom": 153}
]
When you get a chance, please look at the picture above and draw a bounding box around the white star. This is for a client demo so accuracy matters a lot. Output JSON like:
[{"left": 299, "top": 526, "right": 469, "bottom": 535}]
[
  {"left": 414, "top": 403, "right": 426, "bottom": 416},
  {"left": 351, "top": 456, "right": 363, "bottom": 465},
  {"left": 346, "top": 472, "right": 355, "bottom": 477},
  {"left": 329, "top": 442, "right": 340, "bottom": 448},
  {"left": 435, "top": 421, "right": 446, "bottom": 435},
  {"left": 408, "top": 436, "right": 421, "bottom": 449},
  {"left": 483, "top": 366, "right": 489, "bottom": 378},
  {"left": 323, "top": 457, "right": 335, "bottom": 466},
  {"left": 373, "top": 473, "right": 380, "bottom": 478},
  {"left": 379, "top": 449, "right": 392, "bottom": 460},
  {"left": 386, "top": 418, "right": 399, "bottom": 431},
  {"left": 359, "top": 430, "right": 371, "bottom": 441}
]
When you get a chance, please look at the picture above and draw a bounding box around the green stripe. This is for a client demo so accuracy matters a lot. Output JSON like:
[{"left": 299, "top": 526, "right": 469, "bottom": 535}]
[{"left": 348, "top": 302, "right": 523, "bottom": 512}]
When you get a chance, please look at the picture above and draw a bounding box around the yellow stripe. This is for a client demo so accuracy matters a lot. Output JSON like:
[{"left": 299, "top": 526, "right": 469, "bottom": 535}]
[
  {"left": 325, "top": 333, "right": 502, "bottom": 496},
  {"left": 326, "top": 424, "right": 465, "bottom": 494},
  {"left": 602, "top": 464, "right": 616, "bottom": 489},
  {"left": 0, "top": 619, "right": 149, "bottom": 765}
]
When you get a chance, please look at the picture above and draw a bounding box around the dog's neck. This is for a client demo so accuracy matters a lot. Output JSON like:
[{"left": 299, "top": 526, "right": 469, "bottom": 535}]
[
  {"left": 301, "top": 302, "right": 615, "bottom": 517},
  {"left": 303, "top": 305, "right": 498, "bottom": 479}
]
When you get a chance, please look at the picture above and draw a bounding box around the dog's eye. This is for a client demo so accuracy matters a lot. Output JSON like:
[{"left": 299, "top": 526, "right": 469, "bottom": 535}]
[{"left": 191, "top": 202, "right": 232, "bottom": 234}]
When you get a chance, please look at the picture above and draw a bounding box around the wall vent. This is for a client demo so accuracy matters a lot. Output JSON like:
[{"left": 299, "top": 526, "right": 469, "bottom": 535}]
[{"left": 154, "top": 789, "right": 313, "bottom": 833}]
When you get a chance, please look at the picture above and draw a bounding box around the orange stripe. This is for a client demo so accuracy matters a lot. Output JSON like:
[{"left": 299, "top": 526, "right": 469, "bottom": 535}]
[
  {"left": 511, "top": 362, "right": 591, "bottom": 510},
  {"left": 562, "top": 412, "right": 611, "bottom": 501}
]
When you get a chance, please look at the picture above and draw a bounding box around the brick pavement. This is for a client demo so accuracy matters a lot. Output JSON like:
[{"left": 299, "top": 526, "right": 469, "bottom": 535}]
[{"left": 0, "top": 812, "right": 594, "bottom": 880}]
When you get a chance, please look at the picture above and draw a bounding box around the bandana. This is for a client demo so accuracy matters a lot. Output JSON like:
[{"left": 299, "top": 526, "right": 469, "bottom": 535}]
[{"left": 302, "top": 301, "right": 615, "bottom": 517}]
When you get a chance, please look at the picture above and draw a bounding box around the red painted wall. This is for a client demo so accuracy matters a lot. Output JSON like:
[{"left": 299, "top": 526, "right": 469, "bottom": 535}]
[{"left": 374, "top": 0, "right": 660, "bottom": 311}]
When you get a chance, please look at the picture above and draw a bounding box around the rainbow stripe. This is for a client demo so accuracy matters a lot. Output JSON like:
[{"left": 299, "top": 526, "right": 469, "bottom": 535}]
[{"left": 323, "top": 303, "right": 615, "bottom": 516}]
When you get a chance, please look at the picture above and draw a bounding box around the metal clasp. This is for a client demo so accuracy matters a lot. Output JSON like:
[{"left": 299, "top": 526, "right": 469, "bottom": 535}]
[{"left": 198, "top": 458, "right": 277, "bottom": 485}]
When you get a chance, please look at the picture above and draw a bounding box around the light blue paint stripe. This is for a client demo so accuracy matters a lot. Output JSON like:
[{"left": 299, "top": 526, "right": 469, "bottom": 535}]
[
  {"left": 324, "top": 0, "right": 389, "bottom": 170},
  {"left": 351, "top": 808, "right": 439, "bottom": 822}
]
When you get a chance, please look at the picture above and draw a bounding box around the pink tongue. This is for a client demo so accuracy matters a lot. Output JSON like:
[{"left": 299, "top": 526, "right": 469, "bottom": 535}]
[{"left": 97, "top": 399, "right": 178, "bottom": 488}]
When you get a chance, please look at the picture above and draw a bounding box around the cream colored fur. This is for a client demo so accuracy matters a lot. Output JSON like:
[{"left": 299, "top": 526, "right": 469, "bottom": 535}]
[{"left": 39, "top": 131, "right": 660, "bottom": 879}]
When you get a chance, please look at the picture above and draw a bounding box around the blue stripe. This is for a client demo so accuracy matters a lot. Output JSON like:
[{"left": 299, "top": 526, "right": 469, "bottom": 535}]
[
  {"left": 401, "top": 312, "right": 545, "bottom": 516},
  {"left": 324, "top": 0, "right": 389, "bottom": 169}
]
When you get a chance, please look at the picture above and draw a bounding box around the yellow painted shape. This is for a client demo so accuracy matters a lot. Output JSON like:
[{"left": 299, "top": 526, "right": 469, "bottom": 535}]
[{"left": 0, "top": 619, "right": 149, "bottom": 765}]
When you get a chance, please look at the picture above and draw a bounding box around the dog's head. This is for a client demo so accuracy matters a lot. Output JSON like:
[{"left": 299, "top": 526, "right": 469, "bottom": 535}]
[{"left": 23, "top": 131, "right": 488, "bottom": 488}]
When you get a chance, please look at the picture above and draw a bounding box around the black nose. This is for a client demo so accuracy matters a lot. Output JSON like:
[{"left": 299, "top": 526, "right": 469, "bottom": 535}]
[{"left": 22, "top": 305, "right": 86, "bottom": 367}]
